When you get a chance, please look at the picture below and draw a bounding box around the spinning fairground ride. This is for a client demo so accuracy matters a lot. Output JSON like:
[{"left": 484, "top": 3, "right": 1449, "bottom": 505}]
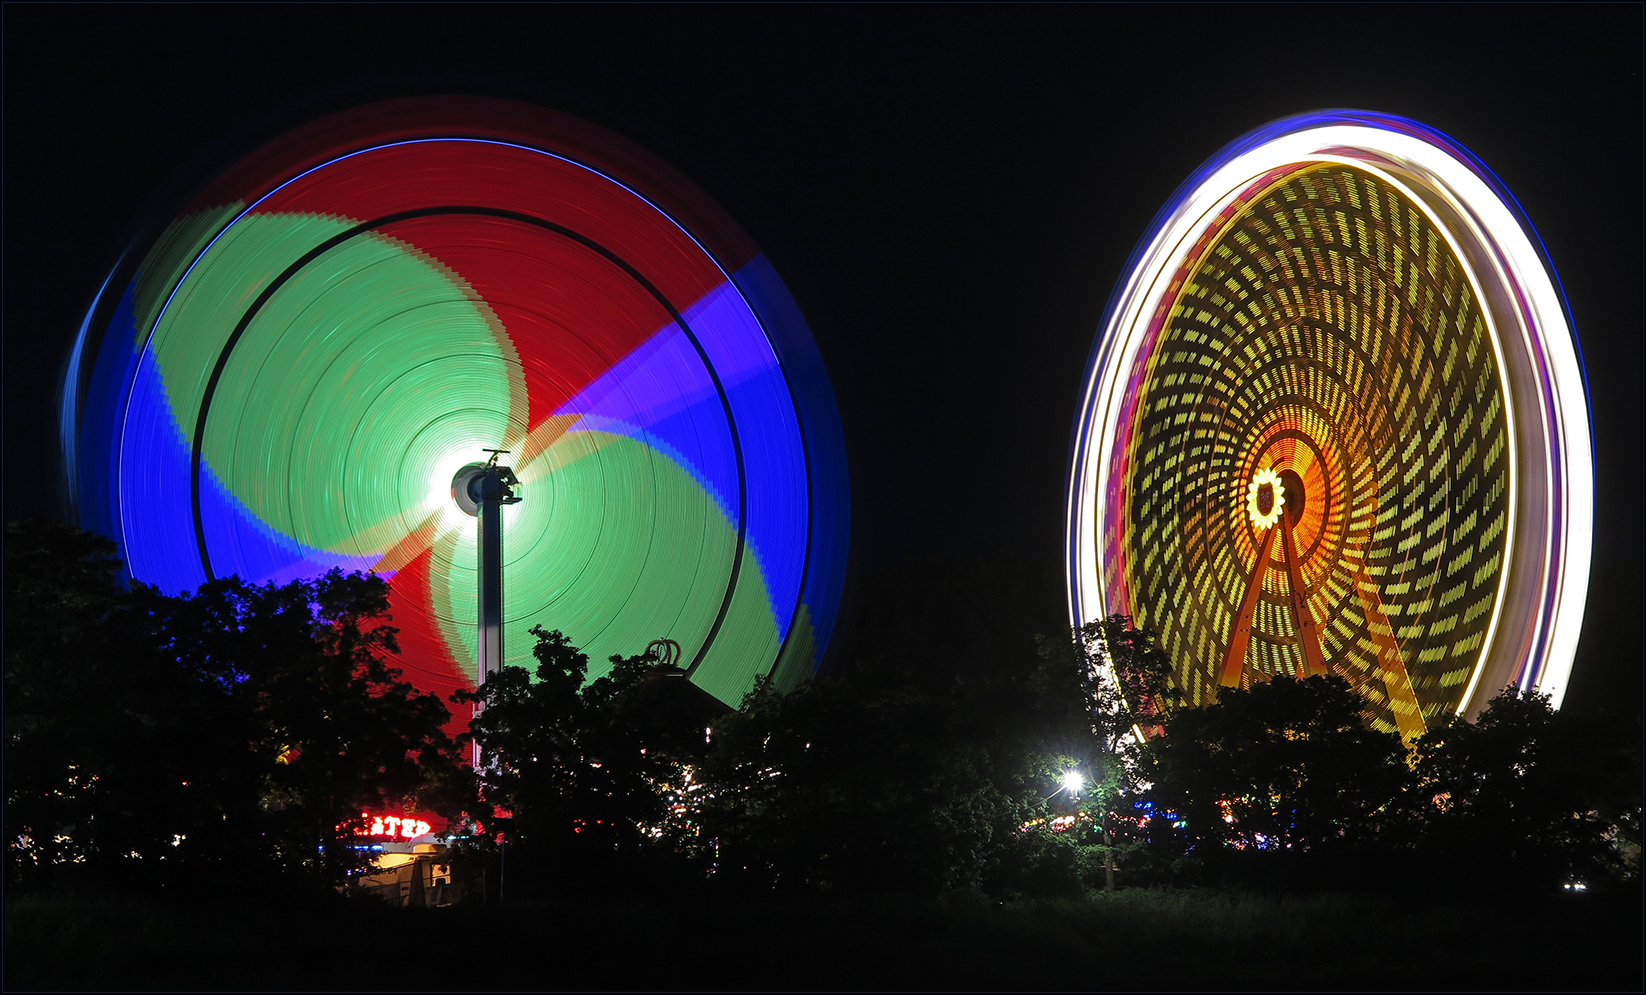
[
  {"left": 62, "top": 97, "right": 849, "bottom": 740},
  {"left": 1066, "top": 111, "right": 1591, "bottom": 740}
]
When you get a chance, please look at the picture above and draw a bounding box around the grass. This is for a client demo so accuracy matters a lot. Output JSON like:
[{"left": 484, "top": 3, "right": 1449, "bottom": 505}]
[{"left": 6, "top": 885, "right": 1640, "bottom": 991}]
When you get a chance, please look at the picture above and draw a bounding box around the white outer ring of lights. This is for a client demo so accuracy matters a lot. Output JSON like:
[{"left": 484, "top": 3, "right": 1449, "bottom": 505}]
[{"left": 1066, "top": 118, "right": 1592, "bottom": 714}]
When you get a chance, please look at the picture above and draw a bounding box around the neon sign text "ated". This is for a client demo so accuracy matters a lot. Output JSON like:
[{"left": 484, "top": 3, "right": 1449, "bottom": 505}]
[{"left": 359, "top": 813, "right": 433, "bottom": 839}]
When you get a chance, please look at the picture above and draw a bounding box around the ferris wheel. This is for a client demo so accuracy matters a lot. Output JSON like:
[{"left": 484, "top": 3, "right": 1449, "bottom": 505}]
[
  {"left": 1066, "top": 111, "right": 1591, "bottom": 738},
  {"left": 62, "top": 97, "right": 849, "bottom": 733}
]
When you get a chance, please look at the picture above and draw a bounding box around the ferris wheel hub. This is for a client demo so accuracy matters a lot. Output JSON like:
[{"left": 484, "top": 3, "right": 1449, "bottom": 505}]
[
  {"left": 1277, "top": 469, "right": 1306, "bottom": 524},
  {"left": 1246, "top": 467, "right": 1285, "bottom": 530}
]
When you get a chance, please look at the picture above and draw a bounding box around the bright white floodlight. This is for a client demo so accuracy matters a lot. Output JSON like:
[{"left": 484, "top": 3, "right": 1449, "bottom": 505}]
[{"left": 1061, "top": 771, "right": 1085, "bottom": 795}]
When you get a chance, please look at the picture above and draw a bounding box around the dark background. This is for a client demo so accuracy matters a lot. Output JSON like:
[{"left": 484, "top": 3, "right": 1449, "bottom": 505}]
[{"left": 4, "top": 5, "right": 1639, "bottom": 711}]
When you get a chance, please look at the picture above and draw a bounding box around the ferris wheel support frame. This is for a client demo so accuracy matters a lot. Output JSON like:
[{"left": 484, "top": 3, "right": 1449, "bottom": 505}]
[{"left": 1218, "top": 509, "right": 1328, "bottom": 689}]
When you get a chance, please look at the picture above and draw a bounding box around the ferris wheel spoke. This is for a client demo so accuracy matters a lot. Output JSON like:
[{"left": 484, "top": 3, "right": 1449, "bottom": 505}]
[{"left": 1354, "top": 560, "right": 1427, "bottom": 743}]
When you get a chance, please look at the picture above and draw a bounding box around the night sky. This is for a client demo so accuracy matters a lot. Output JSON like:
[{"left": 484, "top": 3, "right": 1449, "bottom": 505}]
[{"left": 4, "top": 6, "right": 1638, "bottom": 711}]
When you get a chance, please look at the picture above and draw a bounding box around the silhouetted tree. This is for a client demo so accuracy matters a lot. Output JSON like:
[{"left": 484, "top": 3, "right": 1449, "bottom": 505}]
[
  {"left": 1146, "top": 675, "right": 1410, "bottom": 856},
  {"left": 698, "top": 662, "right": 1038, "bottom": 894},
  {"left": 4, "top": 520, "right": 473, "bottom": 891},
  {"left": 1410, "top": 687, "right": 1641, "bottom": 892},
  {"left": 456, "top": 626, "right": 718, "bottom": 891},
  {"left": 147, "top": 569, "right": 474, "bottom": 885},
  {"left": 1023, "top": 616, "right": 1176, "bottom": 888},
  {"left": 5, "top": 519, "right": 171, "bottom": 883}
]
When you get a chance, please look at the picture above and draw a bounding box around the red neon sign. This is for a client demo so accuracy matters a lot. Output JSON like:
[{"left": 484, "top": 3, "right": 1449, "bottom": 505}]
[{"left": 357, "top": 812, "right": 435, "bottom": 839}]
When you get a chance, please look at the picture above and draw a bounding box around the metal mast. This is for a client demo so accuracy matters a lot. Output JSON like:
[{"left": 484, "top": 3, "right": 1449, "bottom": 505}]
[{"left": 452, "top": 451, "right": 522, "bottom": 764}]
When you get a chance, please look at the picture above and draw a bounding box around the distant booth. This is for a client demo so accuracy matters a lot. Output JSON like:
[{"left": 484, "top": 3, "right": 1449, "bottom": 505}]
[{"left": 351, "top": 811, "right": 462, "bottom": 907}]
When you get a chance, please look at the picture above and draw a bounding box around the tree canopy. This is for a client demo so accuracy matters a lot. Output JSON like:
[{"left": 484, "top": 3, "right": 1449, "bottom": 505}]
[
  {"left": 456, "top": 625, "right": 724, "bottom": 892},
  {"left": 1409, "top": 686, "right": 1641, "bottom": 892},
  {"left": 1144, "top": 674, "right": 1411, "bottom": 854},
  {"left": 8, "top": 520, "right": 1638, "bottom": 902},
  {"left": 4, "top": 520, "right": 473, "bottom": 892}
]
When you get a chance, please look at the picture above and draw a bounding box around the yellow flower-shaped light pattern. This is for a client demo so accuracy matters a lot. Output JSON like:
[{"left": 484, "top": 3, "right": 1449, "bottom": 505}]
[{"left": 1245, "top": 468, "right": 1285, "bottom": 531}]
